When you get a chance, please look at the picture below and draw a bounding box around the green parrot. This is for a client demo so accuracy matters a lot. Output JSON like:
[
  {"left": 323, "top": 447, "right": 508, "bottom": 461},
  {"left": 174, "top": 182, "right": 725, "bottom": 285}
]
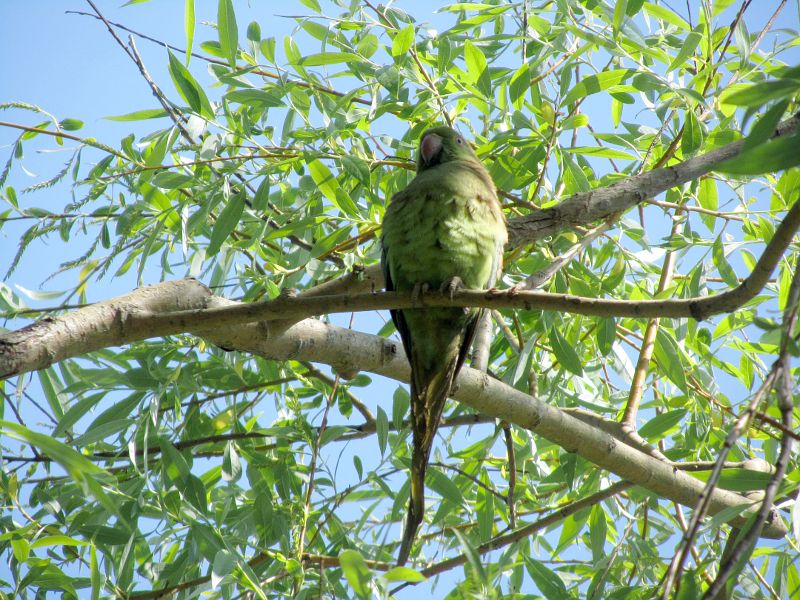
[{"left": 380, "top": 126, "right": 507, "bottom": 565}]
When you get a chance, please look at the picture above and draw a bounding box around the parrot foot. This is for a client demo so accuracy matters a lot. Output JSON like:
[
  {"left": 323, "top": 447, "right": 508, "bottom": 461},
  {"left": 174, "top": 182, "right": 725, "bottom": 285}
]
[
  {"left": 441, "top": 276, "right": 464, "bottom": 300},
  {"left": 506, "top": 283, "right": 526, "bottom": 297},
  {"left": 411, "top": 282, "right": 430, "bottom": 307}
]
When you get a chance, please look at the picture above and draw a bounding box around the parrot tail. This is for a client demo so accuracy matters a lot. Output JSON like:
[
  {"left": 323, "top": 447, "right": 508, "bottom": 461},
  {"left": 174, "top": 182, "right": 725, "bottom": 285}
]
[
  {"left": 396, "top": 361, "right": 458, "bottom": 566},
  {"left": 397, "top": 447, "right": 427, "bottom": 566}
]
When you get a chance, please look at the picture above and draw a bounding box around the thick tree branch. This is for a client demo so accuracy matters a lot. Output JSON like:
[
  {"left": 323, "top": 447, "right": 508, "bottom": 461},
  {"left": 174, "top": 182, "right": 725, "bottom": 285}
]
[
  {"left": 0, "top": 279, "right": 787, "bottom": 539},
  {"left": 507, "top": 111, "right": 800, "bottom": 248},
  {"left": 2, "top": 187, "right": 798, "bottom": 380}
]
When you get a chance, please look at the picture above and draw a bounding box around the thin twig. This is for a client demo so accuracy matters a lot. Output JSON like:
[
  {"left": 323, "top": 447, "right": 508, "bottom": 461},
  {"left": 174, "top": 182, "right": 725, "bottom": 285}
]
[
  {"left": 295, "top": 375, "right": 340, "bottom": 587},
  {"left": 701, "top": 262, "right": 800, "bottom": 597},
  {"left": 503, "top": 424, "right": 517, "bottom": 527},
  {"left": 621, "top": 202, "right": 684, "bottom": 427}
]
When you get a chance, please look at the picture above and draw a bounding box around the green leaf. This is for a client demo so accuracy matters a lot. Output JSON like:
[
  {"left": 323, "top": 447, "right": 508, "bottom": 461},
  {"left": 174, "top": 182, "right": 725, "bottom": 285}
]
[
  {"left": 526, "top": 558, "right": 570, "bottom": 600},
  {"left": 716, "top": 132, "right": 800, "bottom": 175},
  {"left": 667, "top": 29, "right": 702, "bottom": 71},
  {"left": 212, "top": 549, "right": 235, "bottom": 588},
  {"left": 722, "top": 79, "right": 800, "bottom": 108},
  {"left": 376, "top": 405, "right": 388, "bottom": 456},
  {"left": 222, "top": 441, "right": 241, "bottom": 482},
  {"left": 342, "top": 155, "right": 371, "bottom": 186},
  {"left": 427, "top": 467, "right": 464, "bottom": 506},
  {"left": 260, "top": 38, "right": 276, "bottom": 63},
  {"left": 59, "top": 118, "right": 83, "bottom": 131},
  {"left": 31, "top": 535, "right": 88, "bottom": 549},
  {"left": 1, "top": 421, "right": 122, "bottom": 519},
  {"left": 565, "top": 146, "right": 636, "bottom": 160},
  {"left": 692, "top": 468, "right": 774, "bottom": 492},
  {"left": 392, "top": 25, "right": 415, "bottom": 57},
  {"left": 38, "top": 367, "right": 65, "bottom": 419},
  {"left": 464, "top": 40, "right": 491, "bottom": 98},
  {"left": 82, "top": 393, "right": 142, "bottom": 440},
  {"left": 357, "top": 33, "right": 379, "bottom": 58},
  {"left": 509, "top": 63, "right": 531, "bottom": 110},
  {"left": 697, "top": 177, "right": 718, "bottom": 231},
  {"left": 152, "top": 171, "right": 194, "bottom": 189},
  {"left": 682, "top": 109, "right": 703, "bottom": 156},
  {"left": 185, "top": 474, "right": 208, "bottom": 514},
  {"left": 596, "top": 317, "right": 616, "bottom": 356},
  {"left": 218, "top": 0, "right": 239, "bottom": 68},
  {"left": 308, "top": 159, "right": 339, "bottom": 202},
  {"left": 549, "top": 326, "right": 583, "bottom": 375},
  {"left": 253, "top": 177, "right": 270, "bottom": 212},
  {"left": 167, "top": 50, "right": 214, "bottom": 119},
  {"left": 300, "top": 52, "right": 362, "bottom": 66},
  {"left": 246, "top": 21, "right": 261, "bottom": 43},
  {"left": 638, "top": 409, "right": 687, "bottom": 440},
  {"left": 563, "top": 69, "right": 635, "bottom": 106},
  {"left": 339, "top": 549, "right": 372, "bottom": 600},
  {"left": 653, "top": 330, "right": 687, "bottom": 391},
  {"left": 452, "top": 528, "right": 487, "bottom": 583},
  {"left": 589, "top": 504, "right": 607, "bottom": 563},
  {"left": 612, "top": 0, "right": 628, "bottom": 32},
  {"left": 744, "top": 99, "right": 789, "bottom": 151},
  {"left": 392, "top": 386, "right": 410, "bottom": 430},
  {"left": 225, "top": 89, "right": 285, "bottom": 108},
  {"left": 643, "top": 3, "right": 690, "bottom": 30},
  {"left": 54, "top": 392, "right": 106, "bottom": 437},
  {"left": 382, "top": 566, "right": 426, "bottom": 583},
  {"left": 308, "top": 159, "right": 359, "bottom": 215},
  {"left": 712, "top": 238, "right": 740, "bottom": 288},
  {"left": 185, "top": 0, "right": 195, "bottom": 64},
  {"left": 207, "top": 192, "right": 245, "bottom": 256}
]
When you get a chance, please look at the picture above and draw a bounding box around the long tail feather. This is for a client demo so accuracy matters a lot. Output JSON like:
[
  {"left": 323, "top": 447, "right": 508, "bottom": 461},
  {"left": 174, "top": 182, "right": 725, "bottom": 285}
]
[
  {"left": 397, "top": 448, "right": 426, "bottom": 565},
  {"left": 397, "top": 363, "right": 457, "bottom": 565}
]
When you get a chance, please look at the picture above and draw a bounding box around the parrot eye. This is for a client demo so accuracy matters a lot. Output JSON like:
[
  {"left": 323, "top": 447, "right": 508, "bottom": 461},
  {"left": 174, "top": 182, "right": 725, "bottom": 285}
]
[{"left": 456, "top": 137, "right": 464, "bottom": 144}]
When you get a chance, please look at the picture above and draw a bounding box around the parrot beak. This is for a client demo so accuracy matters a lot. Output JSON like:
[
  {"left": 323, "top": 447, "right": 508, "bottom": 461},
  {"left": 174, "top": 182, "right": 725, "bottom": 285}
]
[{"left": 420, "top": 133, "right": 443, "bottom": 167}]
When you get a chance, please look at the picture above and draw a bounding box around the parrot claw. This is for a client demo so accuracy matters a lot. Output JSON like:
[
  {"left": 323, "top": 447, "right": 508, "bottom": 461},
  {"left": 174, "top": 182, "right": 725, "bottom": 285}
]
[
  {"left": 411, "top": 282, "right": 430, "bottom": 307},
  {"left": 507, "top": 284, "right": 526, "bottom": 297},
  {"left": 441, "top": 276, "right": 464, "bottom": 300}
]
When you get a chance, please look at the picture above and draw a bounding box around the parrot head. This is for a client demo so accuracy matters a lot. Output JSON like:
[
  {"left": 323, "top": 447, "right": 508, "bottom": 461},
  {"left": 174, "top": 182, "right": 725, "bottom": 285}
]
[{"left": 416, "top": 126, "right": 478, "bottom": 171}]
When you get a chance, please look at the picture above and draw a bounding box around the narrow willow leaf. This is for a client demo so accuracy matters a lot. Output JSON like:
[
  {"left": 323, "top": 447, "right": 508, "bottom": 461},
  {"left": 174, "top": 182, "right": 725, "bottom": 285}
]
[
  {"left": 697, "top": 177, "right": 718, "bottom": 231},
  {"left": 723, "top": 79, "right": 800, "bottom": 108},
  {"left": 391, "top": 25, "right": 414, "bottom": 57},
  {"left": 382, "top": 566, "right": 426, "bottom": 583},
  {"left": 218, "top": 0, "right": 239, "bottom": 68},
  {"left": 654, "top": 330, "right": 688, "bottom": 391},
  {"left": 427, "top": 467, "right": 464, "bottom": 506},
  {"left": 639, "top": 409, "right": 687, "bottom": 440},
  {"left": 464, "top": 40, "right": 491, "bottom": 98},
  {"left": 526, "top": 557, "right": 570, "bottom": 600},
  {"left": 339, "top": 549, "right": 372, "bottom": 600},
  {"left": 207, "top": 192, "right": 245, "bottom": 256},
  {"left": 549, "top": 326, "right": 583, "bottom": 376},
  {"left": 562, "top": 69, "right": 635, "bottom": 106},
  {"left": 185, "top": 0, "right": 195, "bottom": 64},
  {"left": 682, "top": 109, "right": 703, "bottom": 156},
  {"left": 167, "top": 50, "right": 214, "bottom": 119},
  {"left": 716, "top": 133, "right": 800, "bottom": 175},
  {"left": 667, "top": 29, "right": 703, "bottom": 71},
  {"left": 712, "top": 238, "right": 740, "bottom": 288},
  {"left": 743, "top": 99, "right": 789, "bottom": 150},
  {"left": 300, "top": 52, "right": 362, "bottom": 66},
  {"left": 376, "top": 405, "right": 388, "bottom": 456}
]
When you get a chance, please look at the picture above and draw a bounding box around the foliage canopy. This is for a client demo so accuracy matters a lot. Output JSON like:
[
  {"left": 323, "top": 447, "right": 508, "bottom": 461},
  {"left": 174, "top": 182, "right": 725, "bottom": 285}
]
[{"left": 1, "top": 1, "right": 800, "bottom": 598}]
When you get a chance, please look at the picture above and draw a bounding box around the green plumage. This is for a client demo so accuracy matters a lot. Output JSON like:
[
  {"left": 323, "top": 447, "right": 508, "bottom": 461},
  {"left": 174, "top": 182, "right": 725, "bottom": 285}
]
[{"left": 381, "top": 126, "right": 507, "bottom": 565}]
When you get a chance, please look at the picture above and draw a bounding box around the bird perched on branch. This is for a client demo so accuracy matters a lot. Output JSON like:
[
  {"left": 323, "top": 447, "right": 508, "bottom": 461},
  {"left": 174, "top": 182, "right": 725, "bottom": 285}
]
[{"left": 380, "top": 126, "right": 507, "bottom": 565}]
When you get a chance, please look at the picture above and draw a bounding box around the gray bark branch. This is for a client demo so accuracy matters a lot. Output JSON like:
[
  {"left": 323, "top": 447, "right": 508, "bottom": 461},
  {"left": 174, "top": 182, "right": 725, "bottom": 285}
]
[{"left": 0, "top": 279, "right": 785, "bottom": 538}]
